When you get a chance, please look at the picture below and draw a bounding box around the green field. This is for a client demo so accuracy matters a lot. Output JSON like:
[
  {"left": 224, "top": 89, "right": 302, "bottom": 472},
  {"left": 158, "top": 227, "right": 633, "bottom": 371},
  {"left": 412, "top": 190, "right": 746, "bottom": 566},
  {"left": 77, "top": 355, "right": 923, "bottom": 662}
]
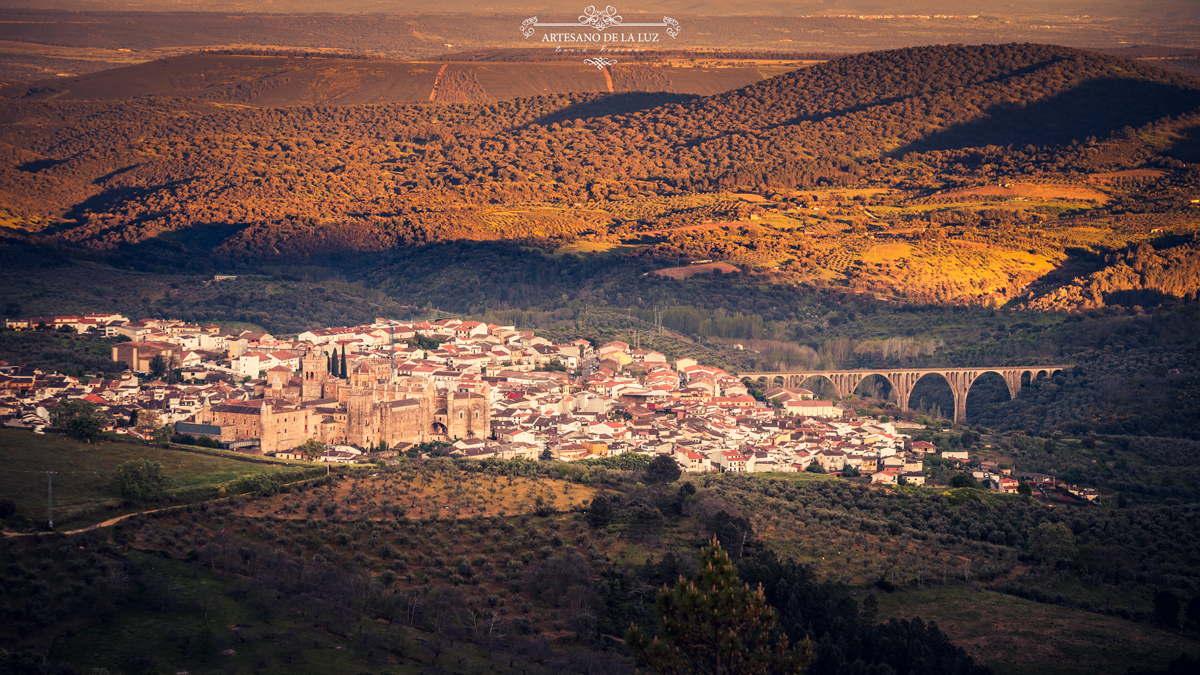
[
  {"left": 0, "top": 429, "right": 305, "bottom": 529},
  {"left": 875, "top": 587, "right": 1200, "bottom": 675}
]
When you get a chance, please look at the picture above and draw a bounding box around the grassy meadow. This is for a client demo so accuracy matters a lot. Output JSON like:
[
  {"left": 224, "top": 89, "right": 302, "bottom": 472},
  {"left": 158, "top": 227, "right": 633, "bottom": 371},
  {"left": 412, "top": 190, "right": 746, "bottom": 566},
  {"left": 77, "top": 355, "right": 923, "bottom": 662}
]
[{"left": 0, "top": 429, "right": 306, "bottom": 529}]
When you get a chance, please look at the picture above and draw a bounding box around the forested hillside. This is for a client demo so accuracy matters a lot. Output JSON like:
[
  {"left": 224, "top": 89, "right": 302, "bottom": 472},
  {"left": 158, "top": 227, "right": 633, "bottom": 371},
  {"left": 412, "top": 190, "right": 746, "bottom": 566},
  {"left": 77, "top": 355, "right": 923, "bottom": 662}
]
[
  {"left": 2, "top": 43, "right": 1199, "bottom": 310},
  {"left": 1022, "top": 241, "right": 1200, "bottom": 311},
  {"left": 2, "top": 44, "right": 1197, "bottom": 242}
]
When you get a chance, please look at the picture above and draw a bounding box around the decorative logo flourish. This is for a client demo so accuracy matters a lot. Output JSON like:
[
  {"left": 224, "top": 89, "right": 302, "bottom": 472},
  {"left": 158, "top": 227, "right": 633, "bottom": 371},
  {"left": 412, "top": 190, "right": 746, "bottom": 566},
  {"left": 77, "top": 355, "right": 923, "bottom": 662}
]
[
  {"left": 520, "top": 5, "right": 682, "bottom": 39},
  {"left": 583, "top": 57, "right": 619, "bottom": 70},
  {"left": 521, "top": 16, "right": 538, "bottom": 38},
  {"left": 579, "top": 6, "right": 622, "bottom": 31}
]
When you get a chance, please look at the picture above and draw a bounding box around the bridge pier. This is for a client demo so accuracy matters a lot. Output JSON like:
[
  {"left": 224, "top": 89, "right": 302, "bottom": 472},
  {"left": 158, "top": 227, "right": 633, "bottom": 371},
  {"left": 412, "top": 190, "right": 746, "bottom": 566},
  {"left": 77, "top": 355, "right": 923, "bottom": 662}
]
[
  {"left": 1003, "top": 370, "right": 1023, "bottom": 400},
  {"left": 939, "top": 370, "right": 971, "bottom": 424},
  {"left": 886, "top": 371, "right": 921, "bottom": 412}
]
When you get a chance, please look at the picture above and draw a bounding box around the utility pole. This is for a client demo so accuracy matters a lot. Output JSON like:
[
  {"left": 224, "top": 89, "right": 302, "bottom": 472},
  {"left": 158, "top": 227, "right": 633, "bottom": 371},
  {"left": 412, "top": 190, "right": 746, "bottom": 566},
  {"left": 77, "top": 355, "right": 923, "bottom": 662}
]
[{"left": 46, "top": 471, "right": 55, "bottom": 529}]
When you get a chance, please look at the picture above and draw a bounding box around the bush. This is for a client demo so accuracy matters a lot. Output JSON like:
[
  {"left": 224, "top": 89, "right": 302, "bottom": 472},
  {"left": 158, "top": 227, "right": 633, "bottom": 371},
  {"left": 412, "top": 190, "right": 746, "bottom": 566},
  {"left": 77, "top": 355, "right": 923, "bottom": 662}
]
[
  {"left": 235, "top": 474, "right": 282, "bottom": 497},
  {"left": 111, "top": 460, "right": 174, "bottom": 504},
  {"left": 949, "top": 473, "right": 978, "bottom": 488},
  {"left": 1028, "top": 522, "right": 1076, "bottom": 562}
]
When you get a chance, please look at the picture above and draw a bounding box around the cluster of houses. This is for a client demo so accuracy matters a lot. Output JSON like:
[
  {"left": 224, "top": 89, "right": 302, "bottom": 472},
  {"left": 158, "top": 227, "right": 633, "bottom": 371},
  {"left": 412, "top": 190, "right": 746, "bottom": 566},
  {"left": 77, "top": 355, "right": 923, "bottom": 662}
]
[{"left": 0, "top": 311, "right": 1092, "bottom": 501}]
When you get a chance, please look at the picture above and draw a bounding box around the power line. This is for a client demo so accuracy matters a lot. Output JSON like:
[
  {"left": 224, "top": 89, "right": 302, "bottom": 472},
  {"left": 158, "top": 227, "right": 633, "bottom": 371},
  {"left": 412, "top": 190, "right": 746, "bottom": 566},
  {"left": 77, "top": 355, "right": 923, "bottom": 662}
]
[{"left": 46, "top": 471, "right": 55, "bottom": 529}]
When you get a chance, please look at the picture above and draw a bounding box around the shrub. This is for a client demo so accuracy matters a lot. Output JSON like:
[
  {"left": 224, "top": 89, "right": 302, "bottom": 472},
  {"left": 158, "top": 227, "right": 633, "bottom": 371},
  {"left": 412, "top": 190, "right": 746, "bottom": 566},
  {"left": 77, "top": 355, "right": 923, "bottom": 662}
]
[{"left": 111, "top": 460, "right": 174, "bottom": 504}]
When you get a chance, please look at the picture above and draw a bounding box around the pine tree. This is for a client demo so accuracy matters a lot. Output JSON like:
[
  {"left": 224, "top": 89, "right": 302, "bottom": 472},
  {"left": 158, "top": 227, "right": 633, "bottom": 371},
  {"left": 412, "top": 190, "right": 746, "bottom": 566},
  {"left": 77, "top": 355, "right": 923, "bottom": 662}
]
[{"left": 627, "top": 536, "right": 811, "bottom": 675}]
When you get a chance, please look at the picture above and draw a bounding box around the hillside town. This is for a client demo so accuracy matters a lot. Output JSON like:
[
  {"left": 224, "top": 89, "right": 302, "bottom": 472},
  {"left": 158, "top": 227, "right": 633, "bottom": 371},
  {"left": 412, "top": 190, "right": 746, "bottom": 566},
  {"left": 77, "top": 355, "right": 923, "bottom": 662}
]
[{"left": 1, "top": 312, "right": 1088, "bottom": 501}]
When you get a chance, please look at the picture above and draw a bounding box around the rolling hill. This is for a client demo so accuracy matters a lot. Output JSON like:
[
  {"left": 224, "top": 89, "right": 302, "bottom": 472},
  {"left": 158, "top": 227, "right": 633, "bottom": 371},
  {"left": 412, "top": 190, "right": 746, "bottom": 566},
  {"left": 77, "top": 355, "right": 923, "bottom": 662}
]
[{"left": 1, "top": 43, "right": 1199, "bottom": 313}]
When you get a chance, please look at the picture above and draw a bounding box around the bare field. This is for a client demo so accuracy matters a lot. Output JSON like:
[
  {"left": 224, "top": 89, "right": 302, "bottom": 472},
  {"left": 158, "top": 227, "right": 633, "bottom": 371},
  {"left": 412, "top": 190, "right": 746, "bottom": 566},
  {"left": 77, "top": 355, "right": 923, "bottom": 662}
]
[
  {"left": 861, "top": 242, "right": 912, "bottom": 262},
  {"left": 935, "top": 183, "right": 1111, "bottom": 204},
  {"left": 653, "top": 262, "right": 741, "bottom": 278},
  {"left": 554, "top": 241, "right": 640, "bottom": 257}
]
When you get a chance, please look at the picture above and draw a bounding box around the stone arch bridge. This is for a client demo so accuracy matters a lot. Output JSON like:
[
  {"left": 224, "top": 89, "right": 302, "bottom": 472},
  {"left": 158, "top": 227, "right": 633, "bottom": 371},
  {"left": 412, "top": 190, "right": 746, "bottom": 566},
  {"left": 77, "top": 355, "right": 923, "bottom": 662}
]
[{"left": 746, "top": 366, "right": 1070, "bottom": 423}]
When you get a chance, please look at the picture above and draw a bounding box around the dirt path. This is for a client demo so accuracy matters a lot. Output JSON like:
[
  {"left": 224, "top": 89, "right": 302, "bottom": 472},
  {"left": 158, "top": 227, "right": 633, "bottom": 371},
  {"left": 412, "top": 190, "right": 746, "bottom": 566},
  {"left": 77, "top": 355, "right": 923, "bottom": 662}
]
[
  {"left": 428, "top": 64, "right": 448, "bottom": 101},
  {"left": 2, "top": 504, "right": 178, "bottom": 538},
  {"left": 2, "top": 471, "right": 326, "bottom": 538}
]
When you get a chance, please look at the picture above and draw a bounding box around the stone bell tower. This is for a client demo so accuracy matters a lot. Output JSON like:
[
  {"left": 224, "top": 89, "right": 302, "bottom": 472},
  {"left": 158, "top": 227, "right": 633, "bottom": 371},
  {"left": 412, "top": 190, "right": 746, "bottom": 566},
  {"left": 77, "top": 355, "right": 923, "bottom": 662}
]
[{"left": 301, "top": 349, "right": 329, "bottom": 401}]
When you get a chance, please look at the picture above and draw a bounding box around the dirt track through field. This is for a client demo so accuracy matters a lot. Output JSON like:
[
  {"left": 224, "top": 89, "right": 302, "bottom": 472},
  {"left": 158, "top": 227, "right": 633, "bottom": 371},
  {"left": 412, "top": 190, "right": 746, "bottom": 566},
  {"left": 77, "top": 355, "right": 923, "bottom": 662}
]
[
  {"left": 428, "top": 64, "right": 447, "bottom": 101},
  {"left": 2, "top": 505, "right": 175, "bottom": 538},
  {"left": 2, "top": 472, "right": 325, "bottom": 538}
]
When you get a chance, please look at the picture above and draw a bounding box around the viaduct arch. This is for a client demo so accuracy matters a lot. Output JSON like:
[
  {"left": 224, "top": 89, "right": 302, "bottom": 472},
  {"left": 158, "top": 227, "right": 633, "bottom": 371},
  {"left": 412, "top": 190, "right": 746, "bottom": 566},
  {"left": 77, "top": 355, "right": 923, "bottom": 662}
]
[{"left": 748, "top": 366, "right": 1069, "bottom": 423}]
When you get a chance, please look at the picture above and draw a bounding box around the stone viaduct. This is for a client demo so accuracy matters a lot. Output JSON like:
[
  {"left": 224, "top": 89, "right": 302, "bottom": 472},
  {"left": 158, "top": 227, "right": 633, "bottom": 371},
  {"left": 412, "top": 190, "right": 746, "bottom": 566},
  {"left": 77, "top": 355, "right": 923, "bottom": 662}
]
[{"left": 746, "top": 366, "right": 1070, "bottom": 423}]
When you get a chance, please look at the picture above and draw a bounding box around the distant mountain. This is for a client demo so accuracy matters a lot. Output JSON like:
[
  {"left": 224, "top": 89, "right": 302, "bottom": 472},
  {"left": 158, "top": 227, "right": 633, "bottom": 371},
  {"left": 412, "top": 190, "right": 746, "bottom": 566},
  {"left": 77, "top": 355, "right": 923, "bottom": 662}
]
[
  {"left": 0, "top": 54, "right": 768, "bottom": 106},
  {"left": 16, "top": 0, "right": 1200, "bottom": 20}
]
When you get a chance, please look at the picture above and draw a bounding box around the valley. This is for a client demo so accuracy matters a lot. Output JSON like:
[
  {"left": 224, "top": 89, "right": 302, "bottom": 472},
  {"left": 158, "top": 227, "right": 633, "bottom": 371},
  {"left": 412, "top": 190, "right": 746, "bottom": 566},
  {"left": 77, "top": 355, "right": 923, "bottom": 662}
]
[{"left": 1, "top": 13, "right": 1200, "bottom": 675}]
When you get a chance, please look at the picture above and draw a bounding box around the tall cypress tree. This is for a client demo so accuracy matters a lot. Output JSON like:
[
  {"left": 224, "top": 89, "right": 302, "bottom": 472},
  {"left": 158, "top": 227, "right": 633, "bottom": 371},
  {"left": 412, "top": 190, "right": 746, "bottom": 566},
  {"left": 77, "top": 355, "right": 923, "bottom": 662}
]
[{"left": 341, "top": 345, "right": 348, "bottom": 379}]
